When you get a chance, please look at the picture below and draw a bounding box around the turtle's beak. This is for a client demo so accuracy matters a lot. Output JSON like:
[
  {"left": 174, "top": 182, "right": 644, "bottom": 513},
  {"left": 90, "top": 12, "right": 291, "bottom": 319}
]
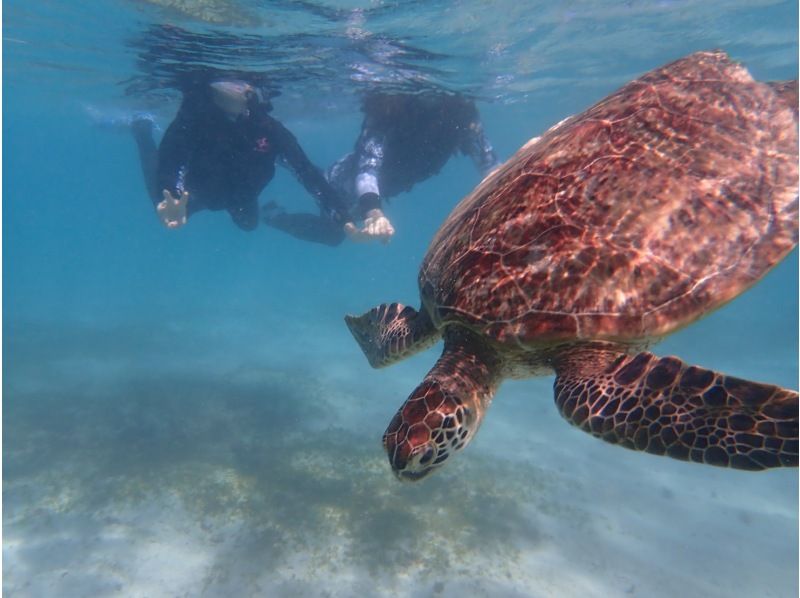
[
  {"left": 396, "top": 468, "right": 432, "bottom": 482},
  {"left": 384, "top": 429, "right": 440, "bottom": 482}
]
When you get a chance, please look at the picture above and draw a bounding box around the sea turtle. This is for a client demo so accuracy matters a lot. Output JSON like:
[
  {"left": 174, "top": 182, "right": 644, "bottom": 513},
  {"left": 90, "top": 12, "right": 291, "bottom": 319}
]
[{"left": 345, "top": 51, "right": 799, "bottom": 481}]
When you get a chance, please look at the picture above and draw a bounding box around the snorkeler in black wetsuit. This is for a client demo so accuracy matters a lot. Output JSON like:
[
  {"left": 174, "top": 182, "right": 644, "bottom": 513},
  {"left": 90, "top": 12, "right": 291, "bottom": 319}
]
[
  {"left": 132, "top": 80, "right": 351, "bottom": 232},
  {"left": 262, "top": 91, "right": 500, "bottom": 245}
]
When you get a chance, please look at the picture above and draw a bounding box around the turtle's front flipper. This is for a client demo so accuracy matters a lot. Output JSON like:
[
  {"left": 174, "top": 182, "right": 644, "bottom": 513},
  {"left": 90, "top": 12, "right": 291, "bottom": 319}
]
[
  {"left": 345, "top": 303, "right": 440, "bottom": 368},
  {"left": 383, "top": 328, "right": 502, "bottom": 481},
  {"left": 553, "top": 348, "right": 798, "bottom": 470}
]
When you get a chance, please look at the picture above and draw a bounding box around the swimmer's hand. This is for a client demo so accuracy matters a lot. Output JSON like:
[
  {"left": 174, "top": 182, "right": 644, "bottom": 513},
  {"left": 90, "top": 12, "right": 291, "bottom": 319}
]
[
  {"left": 344, "top": 209, "right": 395, "bottom": 244},
  {"left": 157, "top": 189, "right": 189, "bottom": 229}
]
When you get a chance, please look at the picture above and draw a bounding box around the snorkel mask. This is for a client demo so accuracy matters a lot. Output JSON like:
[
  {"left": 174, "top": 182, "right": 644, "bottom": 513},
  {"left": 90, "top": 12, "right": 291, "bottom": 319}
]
[{"left": 210, "top": 80, "right": 262, "bottom": 120}]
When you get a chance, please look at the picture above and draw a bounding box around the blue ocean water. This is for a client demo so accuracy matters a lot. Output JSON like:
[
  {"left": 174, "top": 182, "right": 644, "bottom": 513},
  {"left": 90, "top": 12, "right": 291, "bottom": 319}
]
[{"left": 3, "top": 1, "right": 798, "bottom": 596}]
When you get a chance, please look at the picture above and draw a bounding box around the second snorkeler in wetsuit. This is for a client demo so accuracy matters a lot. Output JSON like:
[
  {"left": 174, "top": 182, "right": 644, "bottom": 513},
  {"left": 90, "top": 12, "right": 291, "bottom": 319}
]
[
  {"left": 132, "top": 79, "right": 351, "bottom": 232},
  {"left": 262, "top": 91, "right": 500, "bottom": 245}
]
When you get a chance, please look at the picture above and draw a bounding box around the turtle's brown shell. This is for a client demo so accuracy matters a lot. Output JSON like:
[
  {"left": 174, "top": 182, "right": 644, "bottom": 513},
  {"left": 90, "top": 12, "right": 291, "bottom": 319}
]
[{"left": 420, "top": 51, "right": 798, "bottom": 347}]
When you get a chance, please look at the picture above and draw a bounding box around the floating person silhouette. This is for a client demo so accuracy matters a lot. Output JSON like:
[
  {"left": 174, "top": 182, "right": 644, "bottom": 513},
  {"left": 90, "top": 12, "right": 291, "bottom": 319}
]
[
  {"left": 127, "top": 79, "right": 352, "bottom": 232},
  {"left": 263, "top": 91, "right": 500, "bottom": 245}
]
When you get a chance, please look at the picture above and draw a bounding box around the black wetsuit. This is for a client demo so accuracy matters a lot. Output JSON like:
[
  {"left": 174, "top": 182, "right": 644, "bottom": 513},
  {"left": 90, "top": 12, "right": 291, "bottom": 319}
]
[
  {"left": 264, "top": 92, "right": 499, "bottom": 245},
  {"left": 134, "top": 88, "right": 349, "bottom": 231}
]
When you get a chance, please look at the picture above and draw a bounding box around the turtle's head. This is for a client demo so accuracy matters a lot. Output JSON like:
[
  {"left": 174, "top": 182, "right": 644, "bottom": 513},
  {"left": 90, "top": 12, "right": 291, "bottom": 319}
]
[{"left": 383, "top": 381, "right": 474, "bottom": 481}]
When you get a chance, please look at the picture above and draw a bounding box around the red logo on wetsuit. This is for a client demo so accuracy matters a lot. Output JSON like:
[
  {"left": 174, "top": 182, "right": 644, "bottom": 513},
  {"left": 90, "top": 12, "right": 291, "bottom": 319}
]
[{"left": 254, "top": 137, "right": 270, "bottom": 152}]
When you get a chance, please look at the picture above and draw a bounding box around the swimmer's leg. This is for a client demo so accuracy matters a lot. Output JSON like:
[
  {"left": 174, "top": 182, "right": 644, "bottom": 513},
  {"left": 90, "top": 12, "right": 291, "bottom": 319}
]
[
  {"left": 262, "top": 203, "right": 345, "bottom": 246},
  {"left": 229, "top": 202, "right": 260, "bottom": 232}
]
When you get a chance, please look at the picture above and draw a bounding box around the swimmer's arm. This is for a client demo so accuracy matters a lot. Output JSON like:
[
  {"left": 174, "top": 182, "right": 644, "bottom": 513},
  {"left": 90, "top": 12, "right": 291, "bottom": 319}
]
[
  {"left": 272, "top": 120, "right": 351, "bottom": 225},
  {"left": 155, "top": 113, "right": 195, "bottom": 202},
  {"left": 460, "top": 119, "right": 500, "bottom": 177}
]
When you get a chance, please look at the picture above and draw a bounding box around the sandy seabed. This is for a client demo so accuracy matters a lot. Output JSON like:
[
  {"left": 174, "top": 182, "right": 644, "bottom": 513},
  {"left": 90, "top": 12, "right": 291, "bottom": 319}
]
[{"left": 3, "top": 315, "right": 797, "bottom": 598}]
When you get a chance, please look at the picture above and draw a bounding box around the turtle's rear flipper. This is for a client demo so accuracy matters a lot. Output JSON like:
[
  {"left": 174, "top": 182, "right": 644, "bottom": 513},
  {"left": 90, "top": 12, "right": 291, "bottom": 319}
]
[
  {"left": 554, "top": 350, "right": 798, "bottom": 470},
  {"left": 345, "top": 303, "right": 440, "bottom": 368}
]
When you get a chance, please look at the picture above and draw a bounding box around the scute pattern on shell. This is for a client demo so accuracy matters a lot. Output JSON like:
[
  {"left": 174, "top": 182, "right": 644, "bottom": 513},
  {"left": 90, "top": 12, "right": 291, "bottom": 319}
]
[{"left": 419, "top": 51, "right": 798, "bottom": 347}]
